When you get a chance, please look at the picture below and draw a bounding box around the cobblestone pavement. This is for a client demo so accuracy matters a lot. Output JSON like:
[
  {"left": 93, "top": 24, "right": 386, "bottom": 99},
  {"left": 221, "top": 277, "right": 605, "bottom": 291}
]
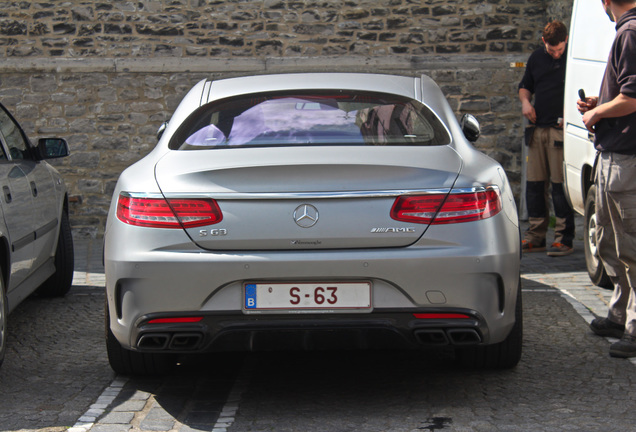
[
  {"left": 0, "top": 236, "right": 112, "bottom": 432},
  {"left": 2, "top": 218, "right": 636, "bottom": 432}
]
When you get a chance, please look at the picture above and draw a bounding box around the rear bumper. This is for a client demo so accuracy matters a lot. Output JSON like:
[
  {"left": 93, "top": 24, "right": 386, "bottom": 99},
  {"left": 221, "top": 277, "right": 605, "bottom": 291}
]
[
  {"left": 106, "top": 254, "right": 519, "bottom": 352},
  {"left": 105, "top": 214, "right": 521, "bottom": 352}
]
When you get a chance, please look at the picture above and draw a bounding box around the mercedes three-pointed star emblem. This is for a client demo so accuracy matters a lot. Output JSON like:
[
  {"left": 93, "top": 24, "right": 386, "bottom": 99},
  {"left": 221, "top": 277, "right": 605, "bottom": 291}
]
[{"left": 293, "top": 204, "right": 319, "bottom": 228}]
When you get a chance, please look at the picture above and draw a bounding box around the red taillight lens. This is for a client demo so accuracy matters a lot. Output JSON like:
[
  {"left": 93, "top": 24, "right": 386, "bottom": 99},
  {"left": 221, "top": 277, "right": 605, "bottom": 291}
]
[
  {"left": 391, "top": 188, "right": 502, "bottom": 225},
  {"left": 117, "top": 195, "right": 222, "bottom": 228}
]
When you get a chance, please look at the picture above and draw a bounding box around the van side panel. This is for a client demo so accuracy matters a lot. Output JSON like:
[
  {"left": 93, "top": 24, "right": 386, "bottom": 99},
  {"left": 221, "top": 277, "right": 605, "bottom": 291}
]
[{"left": 563, "top": 0, "right": 616, "bottom": 213}]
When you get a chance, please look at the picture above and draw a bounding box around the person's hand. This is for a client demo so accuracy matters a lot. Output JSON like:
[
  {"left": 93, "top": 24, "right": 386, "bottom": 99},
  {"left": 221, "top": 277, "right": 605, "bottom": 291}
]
[
  {"left": 577, "top": 96, "right": 598, "bottom": 114},
  {"left": 521, "top": 100, "right": 536, "bottom": 124},
  {"left": 582, "top": 108, "right": 600, "bottom": 133},
  {"left": 580, "top": 96, "right": 600, "bottom": 133}
]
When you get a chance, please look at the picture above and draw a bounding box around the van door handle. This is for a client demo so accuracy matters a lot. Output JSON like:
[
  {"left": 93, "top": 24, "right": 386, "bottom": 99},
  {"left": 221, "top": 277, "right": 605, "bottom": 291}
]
[
  {"left": 3, "top": 186, "right": 11, "bottom": 203},
  {"left": 30, "top": 181, "right": 37, "bottom": 197},
  {"left": 588, "top": 132, "right": 595, "bottom": 141}
]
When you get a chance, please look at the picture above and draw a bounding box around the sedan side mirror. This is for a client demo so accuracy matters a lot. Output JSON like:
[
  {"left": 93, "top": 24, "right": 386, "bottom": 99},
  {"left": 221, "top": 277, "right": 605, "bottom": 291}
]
[
  {"left": 460, "top": 114, "right": 480, "bottom": 142},
  {"left": 37, "top": 138, "right": 70, "bottom": 159}
]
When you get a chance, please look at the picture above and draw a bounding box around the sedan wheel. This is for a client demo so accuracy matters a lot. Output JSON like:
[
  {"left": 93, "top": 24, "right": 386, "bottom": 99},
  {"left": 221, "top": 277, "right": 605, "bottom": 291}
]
[{"left": 37, "top": 212, "right": 74, "bottom": 297}]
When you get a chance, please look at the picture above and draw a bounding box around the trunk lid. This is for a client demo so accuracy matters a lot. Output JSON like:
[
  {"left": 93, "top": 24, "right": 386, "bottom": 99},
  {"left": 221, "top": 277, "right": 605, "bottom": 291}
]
[{"left": 154, "top": 146, "right": 462, "bottom": 250}]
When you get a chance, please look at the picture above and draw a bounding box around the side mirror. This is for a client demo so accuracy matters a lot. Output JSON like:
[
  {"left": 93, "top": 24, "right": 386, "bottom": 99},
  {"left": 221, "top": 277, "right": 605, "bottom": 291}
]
[
  {"left": 157, "top": 122, "right": 168, "bottom": 141},
  {"left": 37, "top": 138, "right": 70, "bottom": 159},
  {"left": 460, "top": 114, "right": 480, "bottom": 142}
]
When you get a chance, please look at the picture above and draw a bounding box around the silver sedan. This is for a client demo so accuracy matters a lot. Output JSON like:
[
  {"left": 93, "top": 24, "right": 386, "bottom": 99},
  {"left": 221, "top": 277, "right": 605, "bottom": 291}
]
[
  {"left": 0, "top": 102, "right": 74, "bottom": 368},
  {"left": 104, "top": 73, "right": 521, "bottom": 375}
]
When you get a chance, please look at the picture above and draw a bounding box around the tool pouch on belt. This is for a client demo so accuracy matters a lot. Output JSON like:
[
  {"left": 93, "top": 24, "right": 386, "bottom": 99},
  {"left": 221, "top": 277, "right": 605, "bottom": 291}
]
[{"left": 524, "top": 126, "right": 535, "bottom": 146}]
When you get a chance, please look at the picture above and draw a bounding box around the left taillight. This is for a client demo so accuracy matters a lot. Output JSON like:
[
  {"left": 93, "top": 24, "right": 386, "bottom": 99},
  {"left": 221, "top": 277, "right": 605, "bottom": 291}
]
[
  {"left": 117, "top": 195, "right": 223, "bottom": 228},
  {"left": 391, "top": 187, "right": 502, "bottom": 225}
]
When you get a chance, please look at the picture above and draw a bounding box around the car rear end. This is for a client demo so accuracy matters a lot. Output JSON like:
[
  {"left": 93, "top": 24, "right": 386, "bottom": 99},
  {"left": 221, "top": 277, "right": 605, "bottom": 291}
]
[{"left": 104, "top": 73, "right": 521, "bottom": 373}]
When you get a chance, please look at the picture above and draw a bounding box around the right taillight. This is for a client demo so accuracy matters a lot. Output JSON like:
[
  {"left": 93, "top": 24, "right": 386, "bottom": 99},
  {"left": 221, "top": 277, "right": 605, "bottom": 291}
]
[
  {"left": 117, "top": 195, "right": 223, "bottom": 228},
  {"left": 391, "top": 187, "right": 502, "bottom": 225}
]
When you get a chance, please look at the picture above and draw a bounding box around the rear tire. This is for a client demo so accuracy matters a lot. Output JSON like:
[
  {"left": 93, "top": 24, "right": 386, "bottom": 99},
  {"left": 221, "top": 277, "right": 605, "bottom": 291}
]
[
  {"left": 37, "top": 211, "right": 74, "bottom": 297},
  {"left": 0, "top": 274, "right": 7, "bottom": 368},
  {"left": 105, "top": 300, "right": 176, "bottom": 376},
  {"left": 457, "top": 279, "right": 523, "bottom": 369},
  {"left": 584, "top": 185, "right": 612, "bottom": 289}
]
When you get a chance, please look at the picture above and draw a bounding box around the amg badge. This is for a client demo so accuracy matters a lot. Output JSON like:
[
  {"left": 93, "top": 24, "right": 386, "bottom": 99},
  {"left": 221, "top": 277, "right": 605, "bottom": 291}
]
[{"left": 371, "top": 227, "right": 416, "bottom": 233}]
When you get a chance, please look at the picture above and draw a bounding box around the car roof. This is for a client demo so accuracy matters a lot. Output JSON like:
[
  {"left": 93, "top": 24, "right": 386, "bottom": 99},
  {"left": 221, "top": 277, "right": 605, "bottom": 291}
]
[{"left": 203, "top": 73, "right": 420, "bottom": 103}]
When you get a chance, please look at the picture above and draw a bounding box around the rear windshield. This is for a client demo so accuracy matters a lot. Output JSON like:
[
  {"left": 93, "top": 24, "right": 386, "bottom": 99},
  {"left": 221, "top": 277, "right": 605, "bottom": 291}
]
[{"left": 169, "top": 90, "right": 451, "bottom": 150}]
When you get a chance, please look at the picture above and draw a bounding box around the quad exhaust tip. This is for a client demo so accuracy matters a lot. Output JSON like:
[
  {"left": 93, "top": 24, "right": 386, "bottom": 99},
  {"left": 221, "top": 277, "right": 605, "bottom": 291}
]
[
  {"left": 137, "top": 332, "right": 204, "bottom": 351},
  {"left": 414, "top": 328, "right": 482, "bottom": 346}
]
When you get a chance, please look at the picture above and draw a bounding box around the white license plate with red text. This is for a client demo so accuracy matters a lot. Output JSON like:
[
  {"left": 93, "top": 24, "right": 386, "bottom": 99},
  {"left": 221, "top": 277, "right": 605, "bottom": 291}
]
[{"left": 244, "top": 282, "right": 372, "bottom": 312}]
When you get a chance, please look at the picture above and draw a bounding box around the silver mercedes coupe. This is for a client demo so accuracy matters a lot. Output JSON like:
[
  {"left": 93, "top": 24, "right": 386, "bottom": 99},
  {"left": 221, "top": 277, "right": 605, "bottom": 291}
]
[{"left": 104, "top": 73, "right": 522, "bottom": 375}]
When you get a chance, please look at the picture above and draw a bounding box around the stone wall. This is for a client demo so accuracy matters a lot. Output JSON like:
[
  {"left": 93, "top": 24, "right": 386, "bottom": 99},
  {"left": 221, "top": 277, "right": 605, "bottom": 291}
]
[{"left": 0, "top": 0, "right": 572, "bottom": 237}]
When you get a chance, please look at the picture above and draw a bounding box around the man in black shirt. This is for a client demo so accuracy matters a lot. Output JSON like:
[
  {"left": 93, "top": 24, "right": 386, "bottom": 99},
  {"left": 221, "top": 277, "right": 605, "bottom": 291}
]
[
  {"left": 519, "top": 21, "right": 575, "bottom": 257},
  {"left": 579, "top": 0, "right": 636, "bottom": 358}
]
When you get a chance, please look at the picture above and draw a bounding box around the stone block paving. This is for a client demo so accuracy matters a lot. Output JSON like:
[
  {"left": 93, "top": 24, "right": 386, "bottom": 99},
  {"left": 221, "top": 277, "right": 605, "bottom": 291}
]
[
  {"left": 74, "top": 355, "right": 248, "bottom": 432},
  {"left": 0, "top": 235, "right": 112, "bottom": 432},
  {"left": 82, "top": 217, "right": 636, "bottom": 432},
  {"left": 3, "top": 217, "right": 636, "bottom": 432},
  {"left": 221, "top": 219, "right": 636, "bottom": 432},
  {"left": 227, "top": 290, "right": 636, "bottom": 431},
  {"left": 519, "top": 218, "right": 615, "bottom": 326}
]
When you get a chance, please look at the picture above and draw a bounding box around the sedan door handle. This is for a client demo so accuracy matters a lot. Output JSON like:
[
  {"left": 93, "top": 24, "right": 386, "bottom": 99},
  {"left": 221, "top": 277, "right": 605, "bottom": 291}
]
[
  {"left": 3, "top": 185, "right": 11, "bottom": 203},
  {"left": 30, "top": 181, "right": 37, "bottom": 197}
]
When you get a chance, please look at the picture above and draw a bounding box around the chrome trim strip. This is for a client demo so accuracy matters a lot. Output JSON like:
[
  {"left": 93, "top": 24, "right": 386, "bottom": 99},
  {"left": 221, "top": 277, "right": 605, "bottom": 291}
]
[{"left": 123, "top": 187, "right": 496, "bottom": 200}]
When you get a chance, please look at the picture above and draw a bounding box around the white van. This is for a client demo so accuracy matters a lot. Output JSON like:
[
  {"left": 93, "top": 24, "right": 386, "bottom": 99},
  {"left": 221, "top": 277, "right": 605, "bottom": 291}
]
[{"left": 563, "top": 0, "right": 616, "bottom": 287}]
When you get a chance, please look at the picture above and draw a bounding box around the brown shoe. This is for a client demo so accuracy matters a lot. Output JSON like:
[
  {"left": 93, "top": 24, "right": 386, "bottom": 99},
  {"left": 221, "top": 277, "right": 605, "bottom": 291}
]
[
  {"left": 610, "top": 335, "right": 636, "bottom": 358},
  {"left": 590, "top": 317, "right": 624, "bottom": 338},
  {"left": 546, "top": 242, "right": 573, "bottom": 257},
  {"left": 521, "top": 239, "right": 546, "bottom": 253}
]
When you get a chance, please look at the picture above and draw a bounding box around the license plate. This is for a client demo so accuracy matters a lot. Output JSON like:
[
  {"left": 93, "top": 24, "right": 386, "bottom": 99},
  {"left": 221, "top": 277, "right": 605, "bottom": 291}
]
[{"left": 244, "top": 282, "right": 372, "bottom": 312}]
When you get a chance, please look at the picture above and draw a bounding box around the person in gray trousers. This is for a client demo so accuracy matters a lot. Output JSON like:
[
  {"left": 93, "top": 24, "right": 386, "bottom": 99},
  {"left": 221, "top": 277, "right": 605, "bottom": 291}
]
[{"left": 579, "top": 0, "right": 636, "bottom": 358}]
